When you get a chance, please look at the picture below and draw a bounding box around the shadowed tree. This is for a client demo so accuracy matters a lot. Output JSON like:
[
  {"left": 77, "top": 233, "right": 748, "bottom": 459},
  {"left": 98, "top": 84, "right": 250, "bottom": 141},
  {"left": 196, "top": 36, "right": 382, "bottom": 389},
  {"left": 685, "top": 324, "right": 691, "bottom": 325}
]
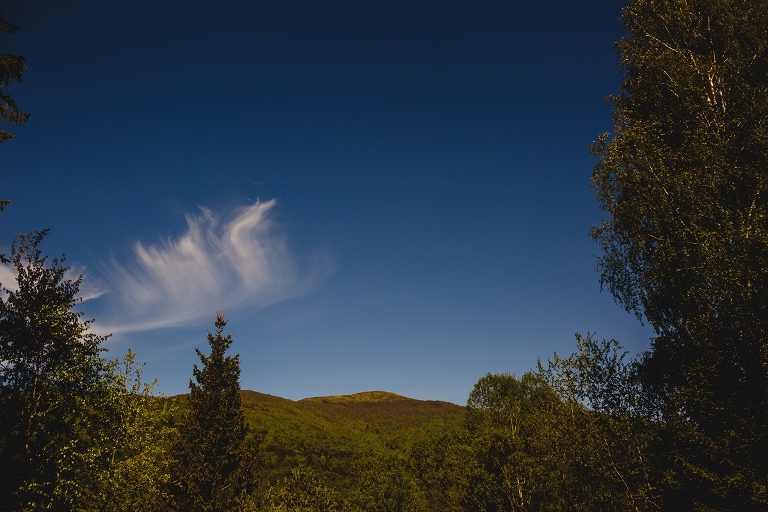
[
  {"left": 162, "top": 312, "right": 259, "bottom": 511},
  {"left": 538, "top": 334, "right": 662, "bottom": 511},
  {"left": 1, "top": 14, "right": 29, "bottom": 252},
  {"left": 408, "top": 428, "right": 475, "bottom": 512},
  {"left": 345, "top": 454, "right": 426, "bottom": 512},
  {"left": 591, "top": 0, "right": 768, "bottom": 508},
  {"left": 0, "top": 15, "right": 28, "bottom": 146},
  {"left": 0, "top": 231, "right": 118, "bottom": 510}
]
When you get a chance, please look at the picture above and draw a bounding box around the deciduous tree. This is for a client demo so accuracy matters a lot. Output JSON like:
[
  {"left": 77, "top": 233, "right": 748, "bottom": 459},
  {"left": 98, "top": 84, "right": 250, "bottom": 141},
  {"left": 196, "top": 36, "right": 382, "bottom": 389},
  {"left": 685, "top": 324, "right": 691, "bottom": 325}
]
[
  {"left": 97, "top": 351, "right": 176, "bottom": 512},
  {"left": 408, "top": 428, "right": 474, "bottom": 512},
  {"left": 0, "top": 231, "right": 117, "bottom": 510},
  {"left": 591, "top": 0, "right": 768, "bottom": 508},
  {"left": 345, "top": 454, "right": 426, "bottom": 512},
  {"left": 539, "top": 334, "right": 662, "bottom": 511},
  {"left": 464, "top": 372, "right": 570, "bottom": 511},
  {"left": 263, "top": 466, "right": 340, "bottom": 512}
]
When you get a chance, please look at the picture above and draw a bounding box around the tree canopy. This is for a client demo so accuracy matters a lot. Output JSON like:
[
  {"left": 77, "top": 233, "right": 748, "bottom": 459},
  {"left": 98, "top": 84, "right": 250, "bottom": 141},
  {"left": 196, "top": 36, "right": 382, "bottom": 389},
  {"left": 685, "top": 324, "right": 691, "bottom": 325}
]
[
  {"left": 0, "top": 231, "right": 118, "bottom": 510},
  {"left": 591, "top": 0, "right": 768, "bottom": 508}
]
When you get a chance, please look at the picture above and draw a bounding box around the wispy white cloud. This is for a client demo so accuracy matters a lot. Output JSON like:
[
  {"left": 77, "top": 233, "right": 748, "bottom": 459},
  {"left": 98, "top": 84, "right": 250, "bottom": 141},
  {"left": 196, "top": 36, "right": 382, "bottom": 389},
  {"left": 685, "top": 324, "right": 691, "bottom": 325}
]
[
  {"left": 95, "top": 200, "right": 324, "bottom": 334},
  {"left": 0, "top": 263, "right": 16, "bottom": 293},
  {"left": 70, "top": 265, "right": 107, "bottom": 302}
]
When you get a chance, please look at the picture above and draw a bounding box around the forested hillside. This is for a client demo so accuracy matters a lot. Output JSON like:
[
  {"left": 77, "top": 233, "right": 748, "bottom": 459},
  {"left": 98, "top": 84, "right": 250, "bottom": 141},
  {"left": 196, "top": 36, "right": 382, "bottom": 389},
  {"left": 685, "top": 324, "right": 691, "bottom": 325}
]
[{"left": 169, "top": 390, "right": 465, "bottom": 490}]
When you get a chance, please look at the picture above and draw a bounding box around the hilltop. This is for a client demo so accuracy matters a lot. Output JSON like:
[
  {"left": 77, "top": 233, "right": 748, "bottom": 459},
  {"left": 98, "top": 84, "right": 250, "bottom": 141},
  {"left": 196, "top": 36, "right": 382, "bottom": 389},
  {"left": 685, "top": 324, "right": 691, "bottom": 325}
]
[
  {"left": 302, "top": 390, "right": 413, "bottom": 403},
  {"left": 168, "top": 389, "right": 465, "bottom": 486}
]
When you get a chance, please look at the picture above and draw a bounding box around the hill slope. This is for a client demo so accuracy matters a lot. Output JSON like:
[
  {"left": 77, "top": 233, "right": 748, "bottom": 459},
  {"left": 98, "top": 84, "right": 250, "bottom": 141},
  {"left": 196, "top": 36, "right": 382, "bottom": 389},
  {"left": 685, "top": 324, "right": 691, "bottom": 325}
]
[{"left": 169, "top": 390, "right": 465, "bottom": 486}]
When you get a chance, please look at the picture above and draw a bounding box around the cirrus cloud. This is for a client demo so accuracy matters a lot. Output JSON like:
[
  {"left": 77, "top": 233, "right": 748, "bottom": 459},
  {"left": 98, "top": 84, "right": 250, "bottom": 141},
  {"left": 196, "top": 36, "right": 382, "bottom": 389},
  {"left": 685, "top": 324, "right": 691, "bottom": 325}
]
[{"left": 95, "top": 200, "right": 324, "bottom": 334}]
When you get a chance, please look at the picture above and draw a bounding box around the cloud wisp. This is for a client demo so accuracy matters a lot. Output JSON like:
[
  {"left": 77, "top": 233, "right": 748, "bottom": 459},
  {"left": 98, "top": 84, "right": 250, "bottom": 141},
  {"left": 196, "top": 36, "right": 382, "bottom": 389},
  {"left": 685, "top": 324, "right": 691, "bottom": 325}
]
[{"left": 97, "top": 200, "right": 315, "bottom": 334}]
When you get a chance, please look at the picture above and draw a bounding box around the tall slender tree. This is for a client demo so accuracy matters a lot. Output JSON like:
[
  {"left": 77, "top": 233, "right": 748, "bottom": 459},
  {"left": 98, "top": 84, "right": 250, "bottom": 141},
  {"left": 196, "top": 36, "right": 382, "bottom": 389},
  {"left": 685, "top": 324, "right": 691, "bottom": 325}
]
[
  {"left": 162, "top": 312, "right": 258, "bottom": 511},
  {"left": 591, "top": 0, "right": 768, "bottom": 508}
]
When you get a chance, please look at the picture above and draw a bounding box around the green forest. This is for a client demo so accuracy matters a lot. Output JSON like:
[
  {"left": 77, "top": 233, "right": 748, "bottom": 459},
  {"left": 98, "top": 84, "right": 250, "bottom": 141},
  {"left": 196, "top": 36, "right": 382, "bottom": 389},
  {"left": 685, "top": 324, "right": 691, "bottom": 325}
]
[{"left": 3, "top": 0, "right": 768, "bottom": 510}]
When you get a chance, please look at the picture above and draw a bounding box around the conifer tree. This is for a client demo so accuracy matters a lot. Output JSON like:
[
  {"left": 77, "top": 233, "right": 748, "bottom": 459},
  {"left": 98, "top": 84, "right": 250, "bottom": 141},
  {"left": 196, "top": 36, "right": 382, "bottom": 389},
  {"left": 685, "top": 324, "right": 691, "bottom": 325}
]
[
  {"left": 1, "top": 14, "right": 30, "bottom": 243},
  {"left": 162, "top": 312, "right": 258, "bottom": 511},
  {"left": 0, "top": 15, "right": 29, "bottom": 146}
]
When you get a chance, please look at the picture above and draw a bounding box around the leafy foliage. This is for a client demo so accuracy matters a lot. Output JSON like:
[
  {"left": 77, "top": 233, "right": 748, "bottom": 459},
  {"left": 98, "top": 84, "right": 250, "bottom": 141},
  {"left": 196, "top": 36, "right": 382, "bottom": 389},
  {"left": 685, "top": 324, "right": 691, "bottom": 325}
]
[
  {"left": 344, "top": 454, "right": 426, "bottom": 512},
  {"left": 263, "top": 466, "right": 342, "bottom": 512},
  {"left": 539, "top": 334, "right": 662, "bottom": 511},
  {"left": 591, "top": 0, "right": 768, "bottom": 508},
  {"left": 97, "top": 351, "right": 177, "bottom": 512},
  {"left": 0, "top": 231, "right": 117, "bottom": 510},
  {"left": 401, "top": 345, "right": 662, "bottom": 512},
  {"left": 408, "top": 427, "right": 474, "bottom": 512},
  {"left": 463, "top": 372, "right": 578, "bottom": 511}
]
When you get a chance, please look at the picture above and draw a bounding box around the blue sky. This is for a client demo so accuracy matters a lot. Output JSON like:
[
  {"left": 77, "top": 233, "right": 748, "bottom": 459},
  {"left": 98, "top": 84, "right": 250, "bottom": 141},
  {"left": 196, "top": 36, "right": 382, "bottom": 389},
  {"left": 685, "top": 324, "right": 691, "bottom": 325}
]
[{"left": 1, "top": 0, "right": 652, "bottom": 405}]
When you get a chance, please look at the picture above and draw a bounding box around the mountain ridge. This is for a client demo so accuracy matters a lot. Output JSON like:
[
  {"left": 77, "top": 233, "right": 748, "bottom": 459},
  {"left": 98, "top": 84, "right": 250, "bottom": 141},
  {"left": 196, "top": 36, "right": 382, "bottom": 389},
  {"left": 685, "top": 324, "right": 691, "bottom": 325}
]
[
  {"left": 169, "top": 389, "right": 463, "bottom": 407},
  {"left": 163, "top": 388, "right": 466, "bottom": 485}
]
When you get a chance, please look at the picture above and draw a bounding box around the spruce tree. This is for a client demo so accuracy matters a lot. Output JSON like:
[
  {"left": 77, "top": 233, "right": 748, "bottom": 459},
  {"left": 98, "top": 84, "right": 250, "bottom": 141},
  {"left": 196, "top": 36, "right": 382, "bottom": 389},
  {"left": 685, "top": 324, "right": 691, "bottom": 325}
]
[
  {"left": 1, "top": 14, "right": 30, "bottom": 251},
  {"left": 0, "top": 15, "right": 29, "bottom": 146},
  {"left": 163, "top": 312, "right": 257, "bottom": 511}
]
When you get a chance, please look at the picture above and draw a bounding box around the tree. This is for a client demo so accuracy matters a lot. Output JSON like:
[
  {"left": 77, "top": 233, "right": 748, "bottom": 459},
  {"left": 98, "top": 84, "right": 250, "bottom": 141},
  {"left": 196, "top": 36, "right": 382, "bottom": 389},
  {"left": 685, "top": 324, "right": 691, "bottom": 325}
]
[
  {"left": 1, "top": 14, "right": 29, "bottom": 251},
  {"left": 162, "top": 312, "right": 259, "bottom": 511},
  {"left": 408, "top": 428, "right": 474, "bottom": 512},
  {"left": 538, "top": 334, "right": 662, "bottom": 511},
  {"left": 97, "top": 351, "right": 177, "bottom": 512},
  {"left": 591, "top": 0, "right": 768, "bottom": 508},
  {"left": 263, "top": 466, "right": 341, "bottom": 512},
  {"left": 463, "top": 372, "right": 572, "bottom": 512},
  {"left": 0, "top": 231, "right": 118, "bottom": 510},
  {"left": 345, "top": 454, "right": 426, "bottom": 512},
  {"left": 0, "top": 15, "right": 28, "bottom": 146}
]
